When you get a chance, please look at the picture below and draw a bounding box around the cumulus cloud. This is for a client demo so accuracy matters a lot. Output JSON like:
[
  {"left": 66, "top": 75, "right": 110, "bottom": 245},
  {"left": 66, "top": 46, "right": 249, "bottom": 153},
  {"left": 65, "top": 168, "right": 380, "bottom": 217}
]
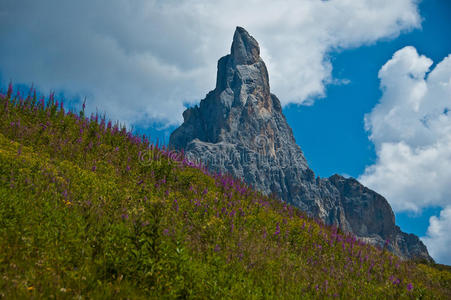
[
  {"left": 360, "top": 47, "right": 451, "bottom": 213},
  {"left": 359, "top": 46, "right": 451, "bottom": 264},
  {"left": 422, "top": 206, "right": 451, "bottom": 265},
  {"left": 0, "top": 0, "right": 420, "bottom": 125}
]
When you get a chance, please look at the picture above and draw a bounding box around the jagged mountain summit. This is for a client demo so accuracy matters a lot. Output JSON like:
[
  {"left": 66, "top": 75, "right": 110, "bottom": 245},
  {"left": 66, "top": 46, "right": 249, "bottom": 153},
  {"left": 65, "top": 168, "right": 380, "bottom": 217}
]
[{"left": 169, "top": 27, "right": 432, "bottom": 261}]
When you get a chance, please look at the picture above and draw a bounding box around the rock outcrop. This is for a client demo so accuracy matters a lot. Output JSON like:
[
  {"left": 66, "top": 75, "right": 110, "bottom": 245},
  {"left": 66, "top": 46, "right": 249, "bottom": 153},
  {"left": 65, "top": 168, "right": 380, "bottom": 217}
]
[{"left": 169, "top": 27, "right": 432, "bottom": 262}]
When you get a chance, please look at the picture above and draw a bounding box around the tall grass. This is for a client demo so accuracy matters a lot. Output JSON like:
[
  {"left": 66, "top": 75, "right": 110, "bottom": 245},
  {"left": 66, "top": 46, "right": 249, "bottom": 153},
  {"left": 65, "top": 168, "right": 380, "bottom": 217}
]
[{"left": 0, "top": 84, "right": 450, "bottom": 299}]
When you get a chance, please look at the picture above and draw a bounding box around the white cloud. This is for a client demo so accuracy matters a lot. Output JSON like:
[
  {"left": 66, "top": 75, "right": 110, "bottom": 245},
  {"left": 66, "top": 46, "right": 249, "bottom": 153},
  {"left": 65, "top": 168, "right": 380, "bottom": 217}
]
[
  {"left": 359, "top": 46, "right": 451, "bottom": 264},
  {"left": 422, "top": 206, "right": 451, "bottom": 265},
  {"left": 360, "top": 139, "right": 451, "bottom": 212},
  {"left": 0, "top": 0, "right": 421, "bottom": 125},
  {"left": 360, "top": 47, "right": 451, "bottom": 213}
]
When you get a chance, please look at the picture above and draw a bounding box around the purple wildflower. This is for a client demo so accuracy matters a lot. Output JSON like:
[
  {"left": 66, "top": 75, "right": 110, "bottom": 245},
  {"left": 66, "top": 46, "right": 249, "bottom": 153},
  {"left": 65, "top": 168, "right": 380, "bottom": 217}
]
[
  {"left": 274, "top": 223, "right": 280, "bottom": 236},
  {"left": 407, "top": 283, "right": 413, "bottom": 291},
  {"left": 392, "top": 277, "right": 400, "bottom": 285},
  {"left": 7, "top": 82, "right": 13, "bottom": 98},
  {"left": 173, "top": 198, "right": 179, "bottom": 212}
]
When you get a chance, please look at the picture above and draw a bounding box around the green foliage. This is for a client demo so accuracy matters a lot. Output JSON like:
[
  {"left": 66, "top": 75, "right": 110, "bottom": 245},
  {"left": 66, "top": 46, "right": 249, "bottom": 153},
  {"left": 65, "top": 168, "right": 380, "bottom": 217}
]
[{"left": 0, "top": 91, "right": 450, "bottom": 299}]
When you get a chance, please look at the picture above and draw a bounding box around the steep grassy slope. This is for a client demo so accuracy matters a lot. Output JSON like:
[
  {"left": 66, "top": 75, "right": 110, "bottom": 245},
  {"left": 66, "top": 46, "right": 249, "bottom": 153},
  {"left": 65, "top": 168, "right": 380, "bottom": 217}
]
[{"left": 0, "top": 86, "right": 450, "bottom": 299}]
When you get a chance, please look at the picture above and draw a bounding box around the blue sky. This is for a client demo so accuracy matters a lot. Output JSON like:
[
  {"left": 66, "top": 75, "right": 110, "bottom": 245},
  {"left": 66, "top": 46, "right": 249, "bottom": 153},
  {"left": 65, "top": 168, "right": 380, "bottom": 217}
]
[
  {"left": 288, "top": 0, "right": 451, "bottom": 179},
  {"left": 1, "top": 0, "right": 451, "bottom": 264},
  {"left": 284, "top": 0, "right": 451, "bottom": 239}
]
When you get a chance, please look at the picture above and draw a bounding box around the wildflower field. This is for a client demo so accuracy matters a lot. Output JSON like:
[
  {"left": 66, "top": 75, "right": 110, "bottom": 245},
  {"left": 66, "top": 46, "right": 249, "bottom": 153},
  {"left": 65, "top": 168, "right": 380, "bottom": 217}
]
[{"left": 0, "top": 85, "right": 450, "bottom": 298}]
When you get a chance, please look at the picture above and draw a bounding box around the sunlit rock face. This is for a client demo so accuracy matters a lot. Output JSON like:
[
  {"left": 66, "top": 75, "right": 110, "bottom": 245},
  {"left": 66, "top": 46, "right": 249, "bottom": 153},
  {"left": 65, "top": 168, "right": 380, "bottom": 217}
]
[{"left": 169, "top": 27, "right": 432, "bottom": 262}]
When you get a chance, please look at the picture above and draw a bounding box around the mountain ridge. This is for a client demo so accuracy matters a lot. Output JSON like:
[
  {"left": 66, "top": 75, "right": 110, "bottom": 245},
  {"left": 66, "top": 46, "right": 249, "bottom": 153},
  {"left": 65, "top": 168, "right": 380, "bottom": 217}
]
[{"left": 169, "top": 26, "right": 432, "bottom": 262}]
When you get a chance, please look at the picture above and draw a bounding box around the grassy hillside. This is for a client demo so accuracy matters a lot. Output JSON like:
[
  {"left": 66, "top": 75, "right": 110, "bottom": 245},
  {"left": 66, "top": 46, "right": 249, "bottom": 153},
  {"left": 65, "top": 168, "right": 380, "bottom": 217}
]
[{"left": 0, "top": 85, "right": 450, "bottom": 299}]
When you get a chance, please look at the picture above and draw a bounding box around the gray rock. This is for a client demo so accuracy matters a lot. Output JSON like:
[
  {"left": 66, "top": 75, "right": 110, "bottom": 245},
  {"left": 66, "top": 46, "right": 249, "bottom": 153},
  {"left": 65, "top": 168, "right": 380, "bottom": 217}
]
[{"left": 169, "top": 27, "right": 432, "bottom": 262}]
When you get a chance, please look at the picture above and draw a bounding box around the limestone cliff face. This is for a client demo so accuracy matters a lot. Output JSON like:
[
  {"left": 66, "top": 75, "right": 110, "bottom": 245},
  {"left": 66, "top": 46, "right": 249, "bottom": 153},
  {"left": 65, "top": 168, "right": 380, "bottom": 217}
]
[{"left": 169, "top": 27, "right": 432, "bottom": 262}]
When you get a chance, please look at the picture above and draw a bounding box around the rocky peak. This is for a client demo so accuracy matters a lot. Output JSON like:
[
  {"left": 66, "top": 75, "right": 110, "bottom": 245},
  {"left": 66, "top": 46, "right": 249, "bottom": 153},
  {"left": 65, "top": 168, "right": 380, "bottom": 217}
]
[
  {"left": 169, "top": 27, "right": 432, "bottom": 262},
  {"left": 215, "top": 27, "right": 271, "bottom": 110},
  {"left": 231, "top": 26, "right": 260, "bottom": 65},
  {"left": 174, "top": 27, "right": 282, "bottom": 150}
]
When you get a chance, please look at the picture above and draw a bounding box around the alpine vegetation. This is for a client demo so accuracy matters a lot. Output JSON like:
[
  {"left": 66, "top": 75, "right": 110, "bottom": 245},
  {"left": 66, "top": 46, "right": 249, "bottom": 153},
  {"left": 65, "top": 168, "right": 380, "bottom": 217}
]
[{"left": 0, "top": 84, "right": 450, "bottom": 298}]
